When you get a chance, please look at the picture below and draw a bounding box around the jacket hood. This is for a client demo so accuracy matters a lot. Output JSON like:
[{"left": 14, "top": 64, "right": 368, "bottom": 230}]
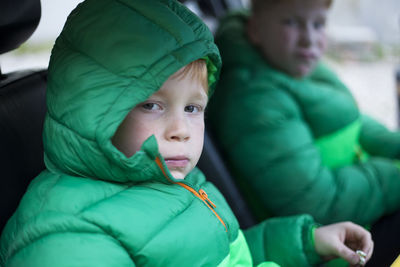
[{"left": 43, "top": 0, "right": 221, "bottom": 183}]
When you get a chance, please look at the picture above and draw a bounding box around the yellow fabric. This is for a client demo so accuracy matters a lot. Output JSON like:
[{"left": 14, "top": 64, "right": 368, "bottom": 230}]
[{"left": 391, "top": 255, "right": 400, "bottom": 267}]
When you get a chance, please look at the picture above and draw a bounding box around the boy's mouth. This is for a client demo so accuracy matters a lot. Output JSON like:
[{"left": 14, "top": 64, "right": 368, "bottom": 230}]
[
  {"left": 164, "top": 156, "right": 189, "bottom": 168},
  {"left": 296, "top": 50, "right": 316, "bottom": 61}
]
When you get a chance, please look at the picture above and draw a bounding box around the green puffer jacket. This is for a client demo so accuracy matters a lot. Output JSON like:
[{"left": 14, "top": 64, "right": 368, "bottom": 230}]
[
  {"left": 208, "top": 11, "right": 400, "bottom": 225},
  {"left": 0, "top": 1, "right": 321, "bottom": 266}
]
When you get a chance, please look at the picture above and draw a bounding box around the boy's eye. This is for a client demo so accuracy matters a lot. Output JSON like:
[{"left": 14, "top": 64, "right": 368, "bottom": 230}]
[
  {"left": 314, "top": 19, "right": 326, "bottom": 30},
  {"left": 142, "top": 103, "right": 161, "bottom": 110},
  {"left": 184, "top": 105, "right": 200, "bottom": 113}
]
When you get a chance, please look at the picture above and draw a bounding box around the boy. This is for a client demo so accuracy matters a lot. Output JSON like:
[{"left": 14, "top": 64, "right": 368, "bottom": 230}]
[
  {"left": 207, "top": 0, "right": 400, "bottom": 265},
  {"left": 0, "top": 0, "right": 373, "bottom": 266}
]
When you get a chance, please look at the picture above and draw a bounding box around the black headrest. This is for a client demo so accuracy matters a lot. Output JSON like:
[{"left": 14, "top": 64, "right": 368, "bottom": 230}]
[{"left": 0, "top": 0, "right": 41, "bottom": 54}]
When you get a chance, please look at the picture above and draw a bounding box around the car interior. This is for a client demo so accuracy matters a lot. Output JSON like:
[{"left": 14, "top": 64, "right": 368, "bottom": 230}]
[
  {"left": 0, "top": 0, "right": 47, "bottom": 232},
  {"left": 0, "top": 0, "right": 256, "bottom": 233}
]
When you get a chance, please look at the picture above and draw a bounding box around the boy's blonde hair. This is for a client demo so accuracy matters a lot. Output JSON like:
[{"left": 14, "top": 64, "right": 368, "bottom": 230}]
[
  {"left": 251, "top": 0, "right": 332, "bottom": 13},
  {"left": 173, "top": 59, "right": 208, "bottom": 93}
]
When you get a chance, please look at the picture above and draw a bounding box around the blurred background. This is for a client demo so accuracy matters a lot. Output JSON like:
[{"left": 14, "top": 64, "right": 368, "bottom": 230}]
[{"left": 1, "top": 0, "right": 399, "bottom": 128}]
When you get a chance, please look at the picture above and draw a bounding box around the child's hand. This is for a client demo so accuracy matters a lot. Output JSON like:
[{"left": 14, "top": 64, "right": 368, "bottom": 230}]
[{"left": 314, "top": 222, "right": 373, "bottom": 266}]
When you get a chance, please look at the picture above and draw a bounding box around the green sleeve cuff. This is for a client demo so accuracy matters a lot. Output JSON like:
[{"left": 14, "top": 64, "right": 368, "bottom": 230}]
[
  {"left": 304, "top": 223, "right": 323, "bottom": 266},
  {"left": 310, "top": 225, "right": 317, "bottom": 249}
]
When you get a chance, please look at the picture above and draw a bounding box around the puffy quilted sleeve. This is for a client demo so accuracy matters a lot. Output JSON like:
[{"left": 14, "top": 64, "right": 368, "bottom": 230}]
[
  {"left": 359, "top": 115, "right": 400, "bottom": 159},
  {"left": 4, "top": 232, "right": 134, "bottom": 267},
  {"left": 244, "top": 214, "right": 321, "bottom": 267}
]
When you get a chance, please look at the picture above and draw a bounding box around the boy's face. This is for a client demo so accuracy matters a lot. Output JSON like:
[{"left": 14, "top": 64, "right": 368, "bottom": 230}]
[
  {"left": 248, "top": 0, "right": 328, "bottom": 77},
  {"left": 112, "top": 68, "right": 208, "bottom": 179}
]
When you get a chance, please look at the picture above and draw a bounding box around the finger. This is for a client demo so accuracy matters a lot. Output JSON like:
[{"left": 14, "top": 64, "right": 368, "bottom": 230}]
[
  {"left": 344, "top": 222, "right": 369, "bottom": 240},
  {"left": 365, "top": 240, "right": 374, "bottom": 261},
  {"left": 336, "top": 244, "right": 360, "bottom": 265},
  {"left": 344, "top": 224, "right": 374, "bottom": 264},
  {"left": 357, "top": 231, "right": 373, "bottom": 261},
  {"left": 344, "top": 223, "right": 373, "bottom": 256}
]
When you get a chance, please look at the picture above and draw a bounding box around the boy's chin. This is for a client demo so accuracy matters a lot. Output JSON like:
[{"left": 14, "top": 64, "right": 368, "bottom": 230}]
[
  {"left": 292, "top": 64, "right": 315, "bottom": 78},
  {"left": 169, "top": 170, "right": 186, "bottom": 180}
]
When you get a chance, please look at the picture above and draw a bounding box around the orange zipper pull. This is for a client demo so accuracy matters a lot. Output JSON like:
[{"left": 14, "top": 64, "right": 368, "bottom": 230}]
[
  {"left": 154, "top": 157, "right": 227, "bottom": 232},
  {"left": 198, "top": 189, "right": 216, "bottom": 208},
  {"left": 176, "top": 182, "right": 227, "bottom": 232}
]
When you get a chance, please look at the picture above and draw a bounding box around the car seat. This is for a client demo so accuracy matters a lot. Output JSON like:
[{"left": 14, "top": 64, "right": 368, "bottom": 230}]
[
  {"left": 198, "top": 130, "right": 256, "bottom": 228},
  {"left": 0, "top": 0, "right": 47, "bottom": 232}
]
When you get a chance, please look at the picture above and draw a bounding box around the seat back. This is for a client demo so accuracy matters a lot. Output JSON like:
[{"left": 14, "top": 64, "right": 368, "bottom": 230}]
[
  {"left": 0, "top": 70, "right": 47, "bottom": 232},
  {"left": 0, "top": 0, "right": 45, "bottom": 232},
  {"left": 198, "top": 130, "right": 256, "bottom": 229}
]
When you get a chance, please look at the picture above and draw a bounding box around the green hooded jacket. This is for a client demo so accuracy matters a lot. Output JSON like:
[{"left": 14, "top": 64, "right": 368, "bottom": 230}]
[
  {"left": 208, "top": 11, "right": 400, "bottom": 225},
  {"left": 0, "top": 1, "right": 321, "bottom": 266}
]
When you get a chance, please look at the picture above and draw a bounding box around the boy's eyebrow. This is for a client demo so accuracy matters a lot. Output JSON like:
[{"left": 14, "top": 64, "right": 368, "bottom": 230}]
[{"left": 193, "top": 90, "right": 208, "bottom": 102}]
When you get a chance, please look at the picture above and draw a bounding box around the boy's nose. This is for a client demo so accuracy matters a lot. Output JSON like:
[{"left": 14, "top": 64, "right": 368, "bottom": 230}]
[
  {"left": 165, "top": 115, "right": 190, "bottom": 142},
  {"left": 299, "top": 25, "right": 314, "bottom": 47}
]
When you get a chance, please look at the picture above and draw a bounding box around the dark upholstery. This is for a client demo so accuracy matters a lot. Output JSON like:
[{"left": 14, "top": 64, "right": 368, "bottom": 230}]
[
  {"left": 0, "top": 0, "right": 44, "bottom": 232},
  {"left": 198, "top": 130, "right": 256, "bottom": 229},
  {"left": 0, "top": 70, "right": 47, "bottom": 232}
]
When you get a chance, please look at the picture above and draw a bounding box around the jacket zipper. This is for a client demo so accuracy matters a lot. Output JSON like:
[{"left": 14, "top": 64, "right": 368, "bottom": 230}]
[{"left": 155, "top": 157, "right": 227, "bottom": 232}]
